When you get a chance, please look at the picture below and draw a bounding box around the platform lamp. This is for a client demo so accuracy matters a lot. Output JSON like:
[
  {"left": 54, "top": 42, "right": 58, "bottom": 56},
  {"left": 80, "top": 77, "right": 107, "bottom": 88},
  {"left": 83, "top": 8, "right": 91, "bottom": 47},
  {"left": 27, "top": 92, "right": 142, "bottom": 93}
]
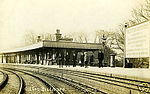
[
  {"left": 123, "top": 23, "right": 128, "bottom": 68},
  {"left": 102, "top": 34, "right": 107, "bottom": 66}
]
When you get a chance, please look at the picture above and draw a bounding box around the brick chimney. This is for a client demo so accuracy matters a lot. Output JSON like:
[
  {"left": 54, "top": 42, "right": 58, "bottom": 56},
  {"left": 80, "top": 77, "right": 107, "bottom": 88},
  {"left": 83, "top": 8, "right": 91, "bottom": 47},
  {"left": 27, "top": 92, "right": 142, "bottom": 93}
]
[
  {"left": 55, "top": 29, "right": 62, "bottom": 41},
  {"left": 37, "top": 35, "right": 41, "bottom": 42}
]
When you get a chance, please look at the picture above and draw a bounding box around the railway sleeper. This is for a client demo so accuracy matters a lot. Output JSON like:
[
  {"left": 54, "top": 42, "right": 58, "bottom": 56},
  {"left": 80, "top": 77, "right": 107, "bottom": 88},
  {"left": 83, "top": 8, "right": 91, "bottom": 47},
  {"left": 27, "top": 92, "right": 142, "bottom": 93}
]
[
  {"left": 34, "top": 71, "right": 95, "bottom": 94},
  {"left": 43, "top": 72, "right": 104, "bottom": 94},
  {"left": 6, "top": 68, "right": 64, "bottom": 94}
]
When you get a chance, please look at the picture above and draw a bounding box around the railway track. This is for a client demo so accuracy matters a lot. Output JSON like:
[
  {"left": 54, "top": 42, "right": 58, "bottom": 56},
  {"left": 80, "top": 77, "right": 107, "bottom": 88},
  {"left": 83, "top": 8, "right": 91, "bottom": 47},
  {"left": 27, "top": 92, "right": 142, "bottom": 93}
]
[
  {"left": 0, "top": 70, "right": 8, "bottom": 90},
  {"left": 3, "top": 68, "right": 63, "bottom": 94},
  {"left": 1, "top": 64, "right": 150, "bottom": 94},
  {"left": 6, "top": 67, "right": 106, "bottom": 94},
  {"left": 38, "top": 71, "right": 106, "bottom": 94},
  {"left": 17, "top": 65, "right": 150, "bottom": 94},
  {"left": 0, "top": 69, "right": 24, "bottom": 94},
  {"left": 43, "top": 67, "right": 150, "bottom": 94}
]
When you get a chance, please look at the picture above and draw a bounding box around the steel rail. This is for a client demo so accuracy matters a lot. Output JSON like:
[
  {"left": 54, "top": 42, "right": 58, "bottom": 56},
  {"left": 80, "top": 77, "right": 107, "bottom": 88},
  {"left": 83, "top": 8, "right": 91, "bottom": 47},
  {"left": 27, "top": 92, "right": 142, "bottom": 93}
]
[
  {"left": 0, "top": 71, "right": 8, "bottom": 90},
  {"left": 43, "top": 67, "right": 150, "bottom": 89},
  {"left": 13, "top": 68, "right": 106, "bottom": 94},
  {"left": 41, "top": 67, "right": 150, "bottom": 93},
  {"left": 20, "top": 65, "right": 150, "bottom": 85},
  {"left": 4, "top": 69, "right": 24, "bottom": 94},
  {"left": 6, "top": 65, "right": 150, "bottom": 93},
  {"left": 34, "top": 70, "right": 107, "bottom": 94},
  {"left": 5, "top": 68, "right": 64, "bottom": 94}
]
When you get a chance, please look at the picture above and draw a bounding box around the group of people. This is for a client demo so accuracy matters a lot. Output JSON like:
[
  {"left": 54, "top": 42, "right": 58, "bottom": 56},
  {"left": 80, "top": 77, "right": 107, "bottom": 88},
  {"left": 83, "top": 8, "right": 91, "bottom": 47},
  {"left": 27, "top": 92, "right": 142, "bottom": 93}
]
[
  {"left": 58, "top": 52, "right": 77, "bottom": 68},
  {"left": 57, "top": 50, "right": 104, "bottom": 68},
  {"left": 80, "top": 51, "right": 104, "bottom": 68},
  {"left": 80, "top": 52, "right": 89, "bottom": 68}
]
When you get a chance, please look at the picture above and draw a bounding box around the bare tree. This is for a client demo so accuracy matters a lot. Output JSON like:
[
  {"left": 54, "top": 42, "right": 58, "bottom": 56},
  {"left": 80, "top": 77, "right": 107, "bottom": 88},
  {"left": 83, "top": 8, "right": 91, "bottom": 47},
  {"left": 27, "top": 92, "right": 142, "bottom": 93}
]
[
  {"left": 40, "top": 33, "right": 55, "bottom": 41},
  {"left": 94, "top": 30, "right": 104, "bottom": 43},
  {"left": 114, "top": 0, "right": 150, "bottom": 56},
  {"left": 94, "top": 30, "right": 116, "bottom": 48},
  {"left": 128, "top": 0, "right": 150, "bottom": 26},
  {"left": 24, "top": 31, "right": 37, "bottom": 45},
  {"left": 94, "top": 30, "right": 117, "bottom": 66},
  {"left": 111, "top": 0, "right": 150, "bottom": 67},
  {"left": 24, "top": 31, "right": 55, "bottom": 45},
  {"left": 68, "top": 31, "right": 89, "bottom": 43},
  {"left": 115, "top": 25, "right": 125, "bottom": 52}
]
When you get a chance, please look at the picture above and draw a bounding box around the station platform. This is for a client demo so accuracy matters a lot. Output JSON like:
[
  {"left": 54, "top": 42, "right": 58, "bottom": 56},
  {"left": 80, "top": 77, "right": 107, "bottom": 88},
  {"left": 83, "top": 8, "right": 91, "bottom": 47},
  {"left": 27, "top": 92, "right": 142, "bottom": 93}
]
[
  {"left": 37, "top": 65, "right": 150, "bottom": 80},
  {"left": 0, "top": 63, "right": 150, "bottom": 80}
]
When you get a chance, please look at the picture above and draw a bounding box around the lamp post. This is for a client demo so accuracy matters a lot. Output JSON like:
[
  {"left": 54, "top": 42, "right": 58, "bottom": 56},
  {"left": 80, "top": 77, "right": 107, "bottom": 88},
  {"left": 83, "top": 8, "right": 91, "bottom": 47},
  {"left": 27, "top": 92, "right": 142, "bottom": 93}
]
[{"left": 102, "top": 34, "right": 107, "bottom": 67}]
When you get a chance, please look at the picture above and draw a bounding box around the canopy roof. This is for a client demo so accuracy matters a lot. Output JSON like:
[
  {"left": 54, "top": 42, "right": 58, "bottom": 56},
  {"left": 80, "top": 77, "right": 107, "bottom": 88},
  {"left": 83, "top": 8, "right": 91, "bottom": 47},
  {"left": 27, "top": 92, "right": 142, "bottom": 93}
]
[{"left": 0, "top": 40, "right": 102, "bottom": 54}]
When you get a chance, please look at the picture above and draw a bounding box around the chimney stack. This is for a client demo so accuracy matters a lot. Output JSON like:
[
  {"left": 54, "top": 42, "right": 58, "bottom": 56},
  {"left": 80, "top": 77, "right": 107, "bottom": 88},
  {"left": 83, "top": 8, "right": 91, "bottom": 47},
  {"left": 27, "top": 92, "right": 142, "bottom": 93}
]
[
  {"left": 55, "top": 29, "right": 62, "bottom": 41},
  {"left": 37, "top": 35, "right": 41, "bottom": 42}
]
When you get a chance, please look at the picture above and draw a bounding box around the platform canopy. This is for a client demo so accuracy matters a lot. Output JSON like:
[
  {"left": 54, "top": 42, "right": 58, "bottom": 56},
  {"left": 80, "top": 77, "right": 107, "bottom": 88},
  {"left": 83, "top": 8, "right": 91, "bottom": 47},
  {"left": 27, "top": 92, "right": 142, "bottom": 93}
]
[{"left": 0, "top": 40, "right": 102, "bottom": 54}]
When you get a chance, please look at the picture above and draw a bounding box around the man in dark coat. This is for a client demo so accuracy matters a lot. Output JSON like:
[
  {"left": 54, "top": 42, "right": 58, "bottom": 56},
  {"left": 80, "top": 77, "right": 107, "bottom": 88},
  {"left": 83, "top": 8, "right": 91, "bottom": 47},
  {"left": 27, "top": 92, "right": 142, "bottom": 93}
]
[
  {"left": 58, "top": 53, "right": 62, "bottom": 68},
  {"left": 90, "top": 55, "right": 94, "bottom": 66},
  {"left": 73, "top": 53, "right": 77, "bottom": 67},
  {"left": 65, "top": 52, "right": 69, "bottom": 67},
  {"left": 84, "top": 52, "right": 89, "bottom": 68},
  {"left": 80, "top": 53, "right": 84, "bottom": 67},
  {"left": 98, "top": 51, "right": 104, "bottom": 68}
]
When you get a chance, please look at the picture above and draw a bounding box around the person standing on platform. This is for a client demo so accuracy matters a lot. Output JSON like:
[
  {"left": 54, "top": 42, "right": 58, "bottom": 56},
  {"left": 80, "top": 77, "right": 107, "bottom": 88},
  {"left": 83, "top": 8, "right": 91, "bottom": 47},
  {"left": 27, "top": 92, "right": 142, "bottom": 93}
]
[
  {"left": 80, "top": 53, "right": 84, "bottom": 67},
  {"left": 84, "top": 52, "right": 89, "bottom": 68},
  {"left": 58, "top": 53, "right": 62, "bottom": 68},
  {"left": 61, "top": 53, "right": 64, "bottom": 68},
  {"left": 73, "top": 53, "right": 76, "bottom": 67},
  {"left": 98, "top": 50, "right": 104, "bottom": 68},
  {"left": 90, "top": 54, "right": 94, "bottom": 66},
  {"left": 52, "top": 54, "right": 55, "bottom": 65},
  {"left": 65, "top": 52, "right": 69, "bottom": 67}
]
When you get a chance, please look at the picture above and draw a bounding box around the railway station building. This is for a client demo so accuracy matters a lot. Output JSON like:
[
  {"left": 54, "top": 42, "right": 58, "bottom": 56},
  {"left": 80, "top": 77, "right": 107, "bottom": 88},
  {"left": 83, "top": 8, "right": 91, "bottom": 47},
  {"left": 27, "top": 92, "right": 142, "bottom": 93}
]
[{"left": 0, "top": 29, "right": 103, "bottom": 67}]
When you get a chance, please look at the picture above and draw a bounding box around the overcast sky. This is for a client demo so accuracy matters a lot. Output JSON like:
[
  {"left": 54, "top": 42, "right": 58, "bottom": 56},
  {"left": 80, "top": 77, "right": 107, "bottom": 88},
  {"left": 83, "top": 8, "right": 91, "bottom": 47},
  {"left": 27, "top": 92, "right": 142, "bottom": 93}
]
[{"left": 0, "top": 0, "right": 144, "bottom": 50}]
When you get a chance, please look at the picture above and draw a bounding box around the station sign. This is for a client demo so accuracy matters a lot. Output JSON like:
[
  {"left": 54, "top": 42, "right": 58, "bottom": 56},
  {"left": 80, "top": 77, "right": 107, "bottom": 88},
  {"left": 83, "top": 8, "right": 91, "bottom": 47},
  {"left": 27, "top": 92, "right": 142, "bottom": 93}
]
[{"left": 125, "top": 21, "right": 150, "bottom": 58}]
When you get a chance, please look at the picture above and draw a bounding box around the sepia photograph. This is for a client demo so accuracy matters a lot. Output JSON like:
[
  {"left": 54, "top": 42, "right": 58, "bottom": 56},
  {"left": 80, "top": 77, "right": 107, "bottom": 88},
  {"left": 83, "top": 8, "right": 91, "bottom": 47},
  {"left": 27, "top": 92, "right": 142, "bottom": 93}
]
[{"left": 0, "top": 0, "right": 150, "bottom": 94}]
